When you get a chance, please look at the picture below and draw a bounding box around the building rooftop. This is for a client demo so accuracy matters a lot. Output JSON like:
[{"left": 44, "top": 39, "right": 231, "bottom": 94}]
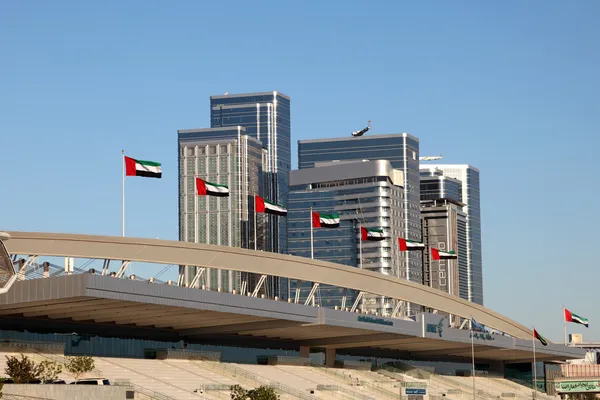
[
  {"left": 421, "top": 164, "right": 480, "bottom": 173},
  {"left": 210, "top": 91, "right": 290, "bottom": 101},
  {"left": 298, "top": 132, "right": 419, "bottom": 144}
]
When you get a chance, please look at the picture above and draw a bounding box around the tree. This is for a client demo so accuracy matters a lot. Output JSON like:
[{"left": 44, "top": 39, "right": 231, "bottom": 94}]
[
  {"left": 230, "top": 385, "right": 279, "bottom": 400},
  {"left": 4, "top": 354, "right": 42, "bottom": 383},
  {"left": 65, "top": 356, "right": 94, "bottom": 381},
  {"left": 38, "top": 360, "right": 63, "bottom": 383}
]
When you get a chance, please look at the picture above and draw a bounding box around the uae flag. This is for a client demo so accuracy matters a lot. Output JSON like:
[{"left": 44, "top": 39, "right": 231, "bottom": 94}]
[
  {"left": 565, "top": 309, "right": 589, "bottom": 327},
  {"left": 534, "top": 329, "right": 548, "bottom": 346},
  {"left": 125, "top": 156, "right": 162, "bottom": 178},
  {"left": 361, "top": 227, "right": 385, "bottom": 241},
  {"left": 196, "top": 178, "right": 229, "bottom": 197},
  {"left": 255, "top": 196, "right": 287, "bottom": 216},
  {"left": 312, "top": 212, "right": 340, "bottom": 228},
  {"left": 431, "top": 248, "right": 458, "bottom": 261},
  {"left": 398, "top": 238, "right": 425, "bottom": 251}
]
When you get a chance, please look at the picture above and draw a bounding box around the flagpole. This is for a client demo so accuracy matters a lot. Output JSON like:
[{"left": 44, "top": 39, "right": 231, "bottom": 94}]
[
  {"left": 532, "top": 328, "right": 537, "bottom": 399},
  {"left": 254, "top": 194, "right": 257, "bottom": 251},
  {"left": 122, "top": 150, "right": 125, "bottom": 237},
  {"left": 310, "top": 207, "right": 314, "bottom": 259},
  {"left": 563, "top": 306, "right": 567, "bottom": 346},
  {"left": 359, "top": 222, "right": 363, "bottom": 269},
  {"left": 471, "top": 322, "right": 476, "bottom": 400}
]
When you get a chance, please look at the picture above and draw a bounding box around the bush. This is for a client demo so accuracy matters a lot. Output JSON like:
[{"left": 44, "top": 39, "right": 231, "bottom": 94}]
[
  {"left": 65, "top": 356, "right": 94, "bottom": 381},
  {"left": 230, "top": 384, "right": 279, "bottom": 400},
  {"left": 38, "top": 360, "right": 63, "bottom": 383},
  {"left": 4, "top": 354, "right": 41, "bottom": 384}
]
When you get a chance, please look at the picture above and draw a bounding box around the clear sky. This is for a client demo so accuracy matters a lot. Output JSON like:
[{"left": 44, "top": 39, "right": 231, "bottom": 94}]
[{"left": 1, "top": 1, "right": 598, "bottom": 342}]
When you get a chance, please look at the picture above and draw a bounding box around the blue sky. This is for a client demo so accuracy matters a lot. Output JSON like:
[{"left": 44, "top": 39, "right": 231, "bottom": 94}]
[{"left": 1, "top": 1, "right": 598, "bottom": 342}]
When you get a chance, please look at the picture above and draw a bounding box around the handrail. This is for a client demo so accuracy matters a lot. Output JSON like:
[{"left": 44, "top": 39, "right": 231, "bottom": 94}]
[
  {"left": 160, "top": 360, "right": 230, "bottom": 400},
  {"left": 114, "top": 381, "right": 180, "bottom": 400},
  {"left": 98, "top": 357, "right": 201, "bottom": 399},
  {"left": 197, "top": 359, "right": 315, "bottom": 400}
]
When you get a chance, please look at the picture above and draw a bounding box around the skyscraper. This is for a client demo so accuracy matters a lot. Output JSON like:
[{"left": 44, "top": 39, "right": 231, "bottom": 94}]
[
  {"left": 211, "top": 92, "right": 291, "bottom": 255},
  {"left": 298, "top": 134, "right": 422, "bottom": 287},
  {"left": 421, "top": 165, "right": 483, "bottom": 305},
  {"left": 287, "top": 160, "right": 405, "bottom": 315},
  {"left": 177, "top": 126, "right": 264, "bottom": 292}
]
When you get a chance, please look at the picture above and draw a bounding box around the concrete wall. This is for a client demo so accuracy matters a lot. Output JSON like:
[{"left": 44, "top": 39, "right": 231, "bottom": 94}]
[{"left": 3, "top": 384, "right": 132, "bottom": 400}]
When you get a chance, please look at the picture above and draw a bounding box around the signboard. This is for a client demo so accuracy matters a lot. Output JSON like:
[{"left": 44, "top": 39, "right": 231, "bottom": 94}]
[
  {"left": 555, "top": 380, "right": 600, "bottom": 393},
  {"left": 471, "top": 332, "right": 496, "bottom": 341},
  {"left": 357, "top": 315, "right": 393, "bottom": 326},
  {"left": 426, "top": 317, "right": 445, "bottom": 338},
  {"left": 406, "top": 388, "right": 427, "bottom": 395}
]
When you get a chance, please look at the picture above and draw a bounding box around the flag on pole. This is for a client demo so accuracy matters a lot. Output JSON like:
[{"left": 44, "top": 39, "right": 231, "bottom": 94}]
[
  {"left": 255, "top": 195, "right": 287, "bottom": 216},
  {"left": 124, "top": 156, "right": 162, "bottom": 178},
  {"left": 471, "top": 318, "right": 485, "bottom": 332},
  {"left": 312, "top": 212, "right": 340, "bottom": 228},
  {"left": 533, "top": 329, "right": 548, "bottom": 346},
  {"left": 196, "top": 178, "right": 229, "bottom": 197},
  {"left": 361, "top": 227, "right": 385, "bottom": 241},
  {"left": 398, "top": 238, "right": 425, "bottom": 251},
  {"left": 565, "top": 309, "right": 589, "bottom": 327},
  {"left": 431, "top": 248, "right": 458, "bottom": 260}
]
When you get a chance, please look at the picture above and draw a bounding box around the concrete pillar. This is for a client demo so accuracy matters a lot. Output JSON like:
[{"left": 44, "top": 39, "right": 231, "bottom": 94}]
[
  {"left": 299, "top": 346, "right": 310, "bottom": 358},
  {"left": 325, "top": 348, "right": 336, "bottom": 367}
]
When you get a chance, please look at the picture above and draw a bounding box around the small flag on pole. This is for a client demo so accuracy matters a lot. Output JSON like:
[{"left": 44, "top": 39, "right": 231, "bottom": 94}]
[
  {"left": 431, "top": 248, "right": 458, "bottom": 260},
  {"left": 533, "top": 329, "right": 548, "bottom": 346},
  {"left": 361, "top": 227, "right": 385, "bottom": 241},
  {"left": 196, "top": 178, "right": 229, "bottom": 197},
  {"left": 565, "top": 309, "right": 589, "bottom": 327},
  {"left": 255, "top": 195, "right": 287, "bottom": 216},
  {"left": 398, "top": 238, "right": 425, "bottom": 251},
  {"left": 312, "top": 212, "right": 340, "bottom": 228},
  {"left": 124, "top": 156, "right": 162, "bottom": 178}
]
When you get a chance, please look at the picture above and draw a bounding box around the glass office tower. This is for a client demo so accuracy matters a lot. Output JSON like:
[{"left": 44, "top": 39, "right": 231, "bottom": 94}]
[
  {"left": 287, "top": 160, "right": 406, "bottom": 316},
  {"left": 211, "top": 92, "right": 291, "bottom": 256},
  {"left": 421, "top": 165, "right": 483, "bottom": 305},
  {"left": 178, "top": 127, "right": 267, "bottom": 294},
  {"left": 298, "top": 134, "right": 422, "bottom": 290}
]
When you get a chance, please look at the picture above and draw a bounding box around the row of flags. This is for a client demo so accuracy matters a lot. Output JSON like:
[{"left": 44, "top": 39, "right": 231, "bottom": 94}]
[
  {"left": 126, "top": 158, "right": 459, "bottom": 259},
  {"left": 127, "top": 155, "right": 590, "bottom": 347},
  {"left": 471, "top": 307, "right": 589, "bottom": 348}
]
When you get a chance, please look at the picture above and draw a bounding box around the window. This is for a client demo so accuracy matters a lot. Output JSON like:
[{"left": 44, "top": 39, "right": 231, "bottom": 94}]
[{"left": 438, "top": 242, "right": 445, "bottom": 249}]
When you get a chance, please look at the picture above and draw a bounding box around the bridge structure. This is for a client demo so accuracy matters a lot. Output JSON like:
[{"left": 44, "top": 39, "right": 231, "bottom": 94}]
[{"left": 0, "top": 231, "right": 584, "bottom": 366}]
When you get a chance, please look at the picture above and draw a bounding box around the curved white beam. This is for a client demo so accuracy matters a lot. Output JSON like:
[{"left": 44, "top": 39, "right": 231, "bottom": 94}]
[{"left": 4, "top": 231, "right": 532, "bottom": 339}]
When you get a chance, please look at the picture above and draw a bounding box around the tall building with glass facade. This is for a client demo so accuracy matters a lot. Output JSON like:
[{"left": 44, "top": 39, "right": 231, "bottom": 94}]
[
  {"left": 210, "top": 92, "right": 291, "bottom": 255},
  {"left": 421, "top": 165, "right": 483, "bottom": 305},
  {"left": 298, "top": 134, "right": 422, "bottom": 291},
  {"left": 420, "top": 168, "right": 468, "bottom": 303},
  {"left": 287, "top": 160, "right": 406, "bottom": 316},
  {"left": 178, "top": 127, "right": 265, "bottom": 293}
]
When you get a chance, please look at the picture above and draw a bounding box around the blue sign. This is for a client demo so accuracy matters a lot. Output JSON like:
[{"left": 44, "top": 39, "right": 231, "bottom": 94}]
[
  {"left": 406, "top": 388, "right": 427, "bottom": 395},
  {"left": 357, "top": 315, "right": 393, "bottom": 326}
]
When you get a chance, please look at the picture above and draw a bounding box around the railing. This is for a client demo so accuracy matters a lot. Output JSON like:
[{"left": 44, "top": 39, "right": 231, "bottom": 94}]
[
  {"left": 316, "top": 383, "right": 376, "bottom": 400},
  {"left": 114, "top": 380, "right": 180, "bottom": 400},
  {"left": 155, "top": 348, "right": 221, "bottom": 361},
  {"left": 314, "top": 385, "right": 358, "bottom": 400},
  {"left": 99, "top": 357, "right": 203, "bottom": 400},
  {"left": 159, "top": 361, "right": 230, "bottom": 400},
  {"left": 196, "top": 359, "right": 316, "bottom": 400}
]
